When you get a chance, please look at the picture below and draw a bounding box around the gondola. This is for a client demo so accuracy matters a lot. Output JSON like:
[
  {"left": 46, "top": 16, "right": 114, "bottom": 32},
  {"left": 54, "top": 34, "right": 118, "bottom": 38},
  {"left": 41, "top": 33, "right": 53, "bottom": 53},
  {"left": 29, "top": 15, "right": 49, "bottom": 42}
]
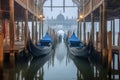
[
  {"left": 67, "top": 32, "right": 91, "bottom": 58},
  {"left": 27, "top": 33, "right": 53, "bottom": 57}
]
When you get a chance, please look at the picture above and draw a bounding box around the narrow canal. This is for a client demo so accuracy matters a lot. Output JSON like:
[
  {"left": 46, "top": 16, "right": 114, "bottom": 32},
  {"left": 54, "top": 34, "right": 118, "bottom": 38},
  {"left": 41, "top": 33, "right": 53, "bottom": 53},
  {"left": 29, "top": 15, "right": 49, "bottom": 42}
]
[{"left": 2, "top": 38, "right": 119, "bottom": 80}]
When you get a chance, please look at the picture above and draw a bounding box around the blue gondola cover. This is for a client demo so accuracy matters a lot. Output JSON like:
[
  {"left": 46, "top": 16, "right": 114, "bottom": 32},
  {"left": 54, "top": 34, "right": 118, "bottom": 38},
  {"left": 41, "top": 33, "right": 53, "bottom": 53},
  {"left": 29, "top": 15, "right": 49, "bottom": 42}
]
[
  {"left": 39, "top": 33, "right": 53, "bottom": 46},
  {"left": 68, "top": 32, "right": 82, "bottom": 47}
]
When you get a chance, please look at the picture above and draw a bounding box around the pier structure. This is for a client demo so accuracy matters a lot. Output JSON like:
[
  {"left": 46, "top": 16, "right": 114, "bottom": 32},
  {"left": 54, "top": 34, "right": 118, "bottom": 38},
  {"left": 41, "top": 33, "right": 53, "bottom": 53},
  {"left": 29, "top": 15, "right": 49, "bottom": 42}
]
[{"left": 0, "top": 0, "right": 46, "bottom": 62}]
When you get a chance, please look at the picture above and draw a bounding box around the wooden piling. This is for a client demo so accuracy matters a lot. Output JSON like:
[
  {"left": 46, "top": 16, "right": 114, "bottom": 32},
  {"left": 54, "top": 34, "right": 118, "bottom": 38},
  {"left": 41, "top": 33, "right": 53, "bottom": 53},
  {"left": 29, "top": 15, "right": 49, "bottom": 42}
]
[
  {"left": 96, "top": 32, "right": 98, "bottom": 51},
  {"left": 113, "top": 19, "right": 115, "bottom": 45},
  {"left": 118, "top": 32, "right": 120, "bottom": 76},
  {"left": 16, "top": 21, "right": 20, "bottom": 41},
  {"left": 39, "top": 21, "right": 41, "bottom": 40},
  {"left": 32, "top": 16, "right": 34, "bottom": 42},
  {"left": 108, "top": 31, "right": 112, "bottom": 74},
  {"left": 102, "top": 0, "right": 108, "bottom": 64},
  {"left": 0, "top": 33, "right": 3, "bottom": 67},
  {"left": 83, "top": 18, "right": 86, "bottom": 44},
  {"left": 9, "top": 0, "right": 14, "bottom": 52},
  {"left": 21, "top": 21, "right": 24, "bottom": 41},
  {"left": 99, "top": 5, "right": 102, "bottom": 53},
  {"left": 91, "top": 12, "right": 94, "bottom": 45},
  {"left": 35, "top": 18, "right": 38, "bottom": 44},
  {"left": 24, "top": 9, "right": 28, "bottom": 49},
  {"left": 87, "top": 32, "right": 89, "bottom": 44},
  {"left": 80, "top": 21, "right": 82, "bottom": 39}
]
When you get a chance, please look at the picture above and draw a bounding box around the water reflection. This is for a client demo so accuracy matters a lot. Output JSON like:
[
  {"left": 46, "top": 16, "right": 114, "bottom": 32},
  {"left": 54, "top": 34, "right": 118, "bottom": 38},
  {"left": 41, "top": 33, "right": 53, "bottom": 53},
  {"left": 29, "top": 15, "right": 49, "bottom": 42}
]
[{"left": 1, "top": 39, "right": 120, "bottom": 80}]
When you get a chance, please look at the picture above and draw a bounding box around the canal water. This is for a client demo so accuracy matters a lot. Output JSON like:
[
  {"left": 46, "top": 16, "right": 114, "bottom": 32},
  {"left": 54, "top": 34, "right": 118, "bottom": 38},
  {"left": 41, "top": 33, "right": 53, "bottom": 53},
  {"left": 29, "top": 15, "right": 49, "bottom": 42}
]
[{"left": 1, "top": 38, "right": 120, "bottom": 80}]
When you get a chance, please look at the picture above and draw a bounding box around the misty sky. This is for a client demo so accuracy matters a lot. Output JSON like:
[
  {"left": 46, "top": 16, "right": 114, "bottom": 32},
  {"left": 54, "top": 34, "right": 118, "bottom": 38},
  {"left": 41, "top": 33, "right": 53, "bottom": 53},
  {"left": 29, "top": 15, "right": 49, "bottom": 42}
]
[{"left": 43, "top": 0, "right": 78, "bottom": 19}]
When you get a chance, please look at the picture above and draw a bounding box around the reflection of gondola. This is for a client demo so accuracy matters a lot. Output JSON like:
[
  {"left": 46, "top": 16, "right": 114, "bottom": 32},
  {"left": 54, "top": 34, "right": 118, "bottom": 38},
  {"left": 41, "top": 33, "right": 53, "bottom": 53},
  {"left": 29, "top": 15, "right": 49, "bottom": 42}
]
[
  {"left": 26, "top": 50, "right": 54, "bottom": 80},
  {"left": 67, "top": 32, "right": 91, "bottom": 58},
  {"left": 69, "top": 54, "right": 94, "bottom": 80}
]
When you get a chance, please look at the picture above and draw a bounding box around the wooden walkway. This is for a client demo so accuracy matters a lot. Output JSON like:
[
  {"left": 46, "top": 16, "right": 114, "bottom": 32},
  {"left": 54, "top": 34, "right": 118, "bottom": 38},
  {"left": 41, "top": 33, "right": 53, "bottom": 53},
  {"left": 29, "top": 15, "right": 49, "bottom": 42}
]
[{"left": 3, "top": 41, "right": 24, "bottom": 53}]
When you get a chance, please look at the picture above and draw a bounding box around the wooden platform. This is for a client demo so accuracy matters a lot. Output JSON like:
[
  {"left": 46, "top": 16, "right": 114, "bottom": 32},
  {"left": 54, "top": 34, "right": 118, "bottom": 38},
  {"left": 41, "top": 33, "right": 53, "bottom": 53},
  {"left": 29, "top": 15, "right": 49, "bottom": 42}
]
[{"left": 3, "top": 41, "right": 24, "bottom": 53}]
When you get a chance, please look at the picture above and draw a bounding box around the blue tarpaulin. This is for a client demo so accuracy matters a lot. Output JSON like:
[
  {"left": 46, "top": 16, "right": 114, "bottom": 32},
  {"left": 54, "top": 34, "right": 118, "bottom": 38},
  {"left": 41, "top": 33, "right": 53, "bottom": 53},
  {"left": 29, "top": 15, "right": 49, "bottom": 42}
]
[
  {"left": 68, "top": 32, "right": 81, "bottom": 43},
  {"left": 40, "top": 33, "right": 52, "bottom": 43},
  {"left": 38, "top": 33, "right": 52, "bottom": 46},
  {"left": 68, "top": 32, "right": 82, "bottom": 47}
]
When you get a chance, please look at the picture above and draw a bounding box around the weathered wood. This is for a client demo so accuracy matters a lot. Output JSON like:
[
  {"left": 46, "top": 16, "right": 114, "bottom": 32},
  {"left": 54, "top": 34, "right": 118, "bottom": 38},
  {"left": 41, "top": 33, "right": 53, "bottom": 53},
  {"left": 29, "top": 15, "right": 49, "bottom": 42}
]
[
  {"left": 0, "top": 33, "right": 3, "bottom": 67},
  {"left": 79, "top": 21, "right": 82, "bottom": 39},
  {"left": 102, "top": 0, "right": 108, "bottom": 64},
  {"left": 21, "top": 21, "right": 24, "bottom": 41},
  {"left": 39, "top": 21, "right": 41, "bottom": 40},
  {"left": 32, "top": 16, "right": 34, "bottom": 42},
  {"left": 83, "top": 18, "right": 86, "bottom": 43},
  {"left": 87, "top": 32, "right": 89, "bottom": 43},
  {"left": 96, "top": 32, "right": 98, "bottom": 51},
  {"left": 24, "top": 9, "right": 28, "bottom": 49},
  {"left": 91, "top": 12, "right": 94, "bottom": 45},
  {"left": 118, "top": 32, "right": 120, "bottom": 76},
  {"left": 9, "top": 0, "right": 14, "bottom": 52},
  {"left": 42, "top": 20, "right": 43, "bottom": 38},
  {"left": 119, "top": 18, "right": 120, "bottom": 32},
  {"left": 113, "top": 19, "right": 115, "bottom": 45},
  {"left": 35, "top": 18, "right": 38, "bottom": 44},
  {"left": 16, "top": 22, "right": 20, "bottom": 41},
  {"left": 99, "top": 5, "right": 102, "bottom": 52},
  {"left": 108, "top": 31, "right": 112, "bottom": 74}
]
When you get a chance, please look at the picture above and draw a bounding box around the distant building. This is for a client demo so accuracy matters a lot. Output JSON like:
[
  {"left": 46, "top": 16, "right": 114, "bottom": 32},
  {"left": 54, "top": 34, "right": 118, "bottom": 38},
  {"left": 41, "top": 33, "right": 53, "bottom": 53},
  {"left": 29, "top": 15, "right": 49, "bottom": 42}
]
[{"left": 44, "top": 13, "right": 77, "bottom": 33}]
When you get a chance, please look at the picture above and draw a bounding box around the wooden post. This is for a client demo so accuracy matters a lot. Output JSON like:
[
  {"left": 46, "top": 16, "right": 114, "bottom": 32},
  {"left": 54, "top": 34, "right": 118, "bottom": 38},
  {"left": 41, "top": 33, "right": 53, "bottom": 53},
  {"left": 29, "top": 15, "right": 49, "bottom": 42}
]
[
  {"left": 110, "top": 20, "right": 112, "bottom": 31},
  {"left": 87, "top": 32, "right": 89, "bottom": 44},
  {"left": 0, "top": 33, "right": 3, "bottom": 67},
  {"left": 118, "top": 32, "right": 120, "bottom": 78},
  {"left": 83, "top": 18, "right": 86, "bottom": 44},
  {"left": 91, "top": 12, "right": 94, "bottom": 45},
  {"left": 39, "top": 21, "right": 41, "bottom": 40},
  {"left": 16, "top": 21, "right": 20, "bottom": 41},
  {"left": 96, "top": 32, "right": 98, "bottom": 51},
  {"left": 80, "top": 21, "right": 82, "bottom": 39},
  {"left": 42, "top": 20, "right": 43, "bottom": 38},
  {"left": 35, "top": 18, "right": 38, "bottom": 44},
  {"left": 9, "top": 0, "right": 14, "bottom": 52},
  {"left": 119, "top": 18, "right": 120, "bottom": 32},
  {"left": 32, "top": 16, "right": 34, "bottom": 42},
  {"left": 21, "top": 21, "right": 24, "bottom": 41},
  {"left": 102, "top": 0, "right": 108, "bottom": 64},
  {"left": 24, "top": 9, "right": 28, "bottom": 49},
  {"left": 113, "top": 19, "right": 115, "bottom": 45},
  {"left": 108, "top": 31, "right": 112, "bottom": 74},
  {"left": 99, "top": 5, "right": 102, "bottom": 52}
]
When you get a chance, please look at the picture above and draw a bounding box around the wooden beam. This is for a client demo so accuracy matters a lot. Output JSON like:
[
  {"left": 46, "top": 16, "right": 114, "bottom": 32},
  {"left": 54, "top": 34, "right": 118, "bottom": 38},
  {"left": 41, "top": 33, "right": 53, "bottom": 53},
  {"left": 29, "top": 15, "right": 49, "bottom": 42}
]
[{"left": 9, "top": 0, "right": 14, "bottom": 52}]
